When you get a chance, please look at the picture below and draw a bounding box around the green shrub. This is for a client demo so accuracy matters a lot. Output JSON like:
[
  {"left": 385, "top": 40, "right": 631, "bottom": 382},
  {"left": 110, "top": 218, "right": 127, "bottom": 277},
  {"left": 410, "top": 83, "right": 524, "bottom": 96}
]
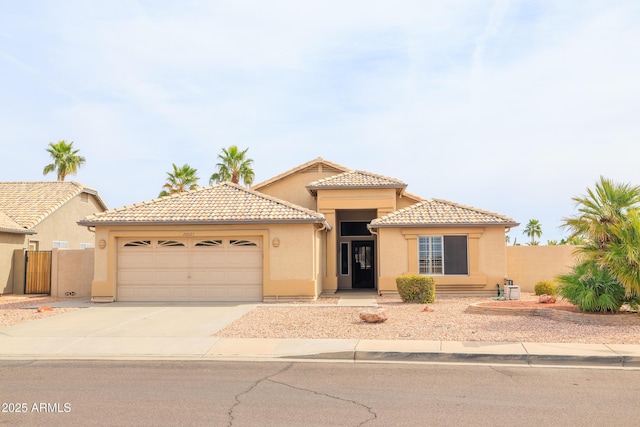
[
  {"left": 534, "top": 280, "right": 557, "bottom": 296},
  {"left": 557, "top": 261, "right": 633, "bottom": 312},
  {"left": 396, "top": 275, "right": 436, "bottom": 303}
]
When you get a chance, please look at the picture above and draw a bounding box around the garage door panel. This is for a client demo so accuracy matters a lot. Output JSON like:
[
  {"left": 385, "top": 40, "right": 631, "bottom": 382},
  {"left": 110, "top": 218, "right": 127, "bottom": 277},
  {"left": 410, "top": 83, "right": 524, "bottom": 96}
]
[
  {"left": 225, "top": 269, "right": 261, "bottom": 284},
  {"left": 118, "top": 253, "right": 155, "bottom": 269},
  {"left": 190, "top": 254, "right": 226, "bottom": 268},
  {"left": 117, "top": 237, "right": 263, "bottom": 302},
  {"left": 224, "top": 285, "right": 262, "bottom": 301},
  {"left": 154, "top": 252, "right": 189, "bottom": 268},
  {"left": 117, "top": 269, "right": 157, "bottom": 285},
  {"left": 224, "top": 253, "right": 262, "bottom": 268}
]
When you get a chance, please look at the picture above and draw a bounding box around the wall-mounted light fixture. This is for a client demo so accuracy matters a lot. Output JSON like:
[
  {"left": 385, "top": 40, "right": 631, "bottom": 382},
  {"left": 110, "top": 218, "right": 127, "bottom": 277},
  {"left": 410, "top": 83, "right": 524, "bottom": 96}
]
[
  {"left": 98, "top": 239, "right": 107, "bottom": 249},
  {"left": 272, "top": 238, "right": 280, "bottom": 248}
]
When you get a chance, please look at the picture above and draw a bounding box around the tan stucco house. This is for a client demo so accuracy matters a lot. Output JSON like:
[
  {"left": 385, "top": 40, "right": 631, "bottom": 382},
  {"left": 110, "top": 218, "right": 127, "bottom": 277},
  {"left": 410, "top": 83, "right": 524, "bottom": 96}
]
[
  {"left": 80, "top": 158, "right": 518, "bottom": 302},
  {"left": 0, "top": 181, "right": 108, "bottom": 295}
]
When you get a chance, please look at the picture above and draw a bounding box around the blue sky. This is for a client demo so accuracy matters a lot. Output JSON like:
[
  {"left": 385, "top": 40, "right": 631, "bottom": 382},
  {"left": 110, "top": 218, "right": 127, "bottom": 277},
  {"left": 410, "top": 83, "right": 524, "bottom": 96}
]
[{"left": 2, "top": 0, "right": 640, "bottom": 243}]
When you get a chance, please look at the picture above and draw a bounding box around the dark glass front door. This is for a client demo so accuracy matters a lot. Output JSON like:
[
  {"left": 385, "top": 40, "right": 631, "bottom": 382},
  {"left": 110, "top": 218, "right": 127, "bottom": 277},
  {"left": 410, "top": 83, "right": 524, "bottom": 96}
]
[{"left": 352, "top": 241, "right": 374, "bottom": 289}]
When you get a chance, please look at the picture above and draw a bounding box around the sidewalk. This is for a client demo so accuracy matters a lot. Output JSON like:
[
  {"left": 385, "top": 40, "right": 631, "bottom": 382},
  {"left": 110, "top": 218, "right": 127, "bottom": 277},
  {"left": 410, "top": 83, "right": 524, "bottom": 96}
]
[{"left": 1, "top": 296, "right": 639, "bottom": 367}]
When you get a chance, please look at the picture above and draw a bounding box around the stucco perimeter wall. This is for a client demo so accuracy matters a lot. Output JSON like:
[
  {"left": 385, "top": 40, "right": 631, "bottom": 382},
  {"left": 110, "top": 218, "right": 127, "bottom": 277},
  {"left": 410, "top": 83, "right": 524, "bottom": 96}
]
[
  {"left": 506, "top": 245, "right": 577, "bottom": 292},
  {"left": 376, "top": 226, "right": 508, "bottom": 294},
  {"left": 0, "top": 234, "right": 26, "bottom": 294},
  {"left": 91, "top": 223, "right": 324, "bottom": 301},
  {"left": 51, "top": 248, "right": 94, "bottom": 297}
]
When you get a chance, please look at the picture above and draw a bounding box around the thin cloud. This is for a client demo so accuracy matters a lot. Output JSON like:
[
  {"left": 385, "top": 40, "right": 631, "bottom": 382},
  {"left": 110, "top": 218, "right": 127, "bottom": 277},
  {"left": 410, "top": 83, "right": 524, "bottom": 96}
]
[{"left": 472, "top": 0, "right": 511, "bottom": 76}]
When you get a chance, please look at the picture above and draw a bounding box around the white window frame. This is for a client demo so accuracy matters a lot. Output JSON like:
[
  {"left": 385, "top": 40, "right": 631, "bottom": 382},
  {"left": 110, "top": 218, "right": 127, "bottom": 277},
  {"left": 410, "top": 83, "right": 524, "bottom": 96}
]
[
  {"left": 53, "top": 240, "right": 68, "bottom": 249},
  {"left": 80, "top": 243, "right": 94, "bottom": 249},
  {"left": 418, "top": 236, "right": 443, "bottom": 275}
]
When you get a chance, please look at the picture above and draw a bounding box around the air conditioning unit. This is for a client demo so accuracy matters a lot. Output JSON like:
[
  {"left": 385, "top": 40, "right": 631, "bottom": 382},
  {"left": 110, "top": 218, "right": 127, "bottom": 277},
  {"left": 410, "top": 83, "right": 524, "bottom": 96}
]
[{"left": 504, "top": 285, "right": 521, "bottom": 300}]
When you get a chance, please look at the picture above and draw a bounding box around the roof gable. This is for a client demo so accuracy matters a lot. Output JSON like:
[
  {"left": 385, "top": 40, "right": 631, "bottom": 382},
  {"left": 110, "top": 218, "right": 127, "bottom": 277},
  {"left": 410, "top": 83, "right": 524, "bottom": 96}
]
[
  {"left": 0, "top": 181, "right": 108, "bottom": 229},
  {"left": 252, "top": 157, "right": 350, "bottom": 191},
  {"left": 307, "top": 170, "right": 407, "bottom": 196},
  {"left": 369, "top": 198, "right": 518, "bottom": 228},
  {"left": 79, "top": 182, "right": 330, "bottom": 227}
]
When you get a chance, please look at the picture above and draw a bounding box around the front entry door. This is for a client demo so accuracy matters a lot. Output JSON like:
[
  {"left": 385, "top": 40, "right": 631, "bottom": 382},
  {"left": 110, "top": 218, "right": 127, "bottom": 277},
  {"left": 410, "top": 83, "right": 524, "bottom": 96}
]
[{"left": 352, "top": 241, "right": 374, "bottom": 289}]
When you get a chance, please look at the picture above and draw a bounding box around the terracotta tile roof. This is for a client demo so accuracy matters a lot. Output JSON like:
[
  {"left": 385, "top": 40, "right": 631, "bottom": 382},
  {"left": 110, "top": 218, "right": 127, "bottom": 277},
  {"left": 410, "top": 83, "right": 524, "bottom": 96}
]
[
  {"left": 369, "top": 199, "right": 519, "bottom": 228},
  {"left": 0, "top": 181, "right": 107, "bottom": 230},
  {"left": 307, "top": 170, "right": 407, "bottom": 195},
  {"left": 252, "top": 157, "right": 351, "bottom": 191},
  {"left": 401, "top": 191, "right": 424, "bottom": 203},
  {"left": 0, "top": 210, "right": 34, "bottom": 234},
  {"left": 79, "top": 182, "right": 331, "bottom": 227}
]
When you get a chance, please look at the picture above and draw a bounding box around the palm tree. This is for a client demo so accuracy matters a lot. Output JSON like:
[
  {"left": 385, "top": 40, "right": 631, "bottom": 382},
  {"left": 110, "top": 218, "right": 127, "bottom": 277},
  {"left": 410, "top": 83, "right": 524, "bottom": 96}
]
[
  {"left": 42, "top": 140, "right": 86, "bottom": 181},
  {"left": 209, "top": 145, "right": 254, "bottom": 186},
  {"left": 562, "top": 176, "right": 640, "bottom": 295},
  {"left": 598, "top": 210, "right": 640, "bottom": 295},
  {"left": 523, "top": 219, "right": 542, "bottom": 245},
  {"left": 159, "top": 163, "right": 199, "bottom": 197},
  {"left": 563, "top": 176, "right": 640, "bottom": 250}
]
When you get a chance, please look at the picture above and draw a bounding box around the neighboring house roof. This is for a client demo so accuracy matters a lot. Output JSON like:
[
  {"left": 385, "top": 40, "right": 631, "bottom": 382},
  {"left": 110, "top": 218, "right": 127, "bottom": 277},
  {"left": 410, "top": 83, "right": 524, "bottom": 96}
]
[
  {"left": 252, "top": 157, "right": 351, "bottom": 191},
  {"left": 369, "top": 199, "right": 519, "bottom": 228},
  {"left": 398, "top": 190, "right": 423, "bottom": 203},
  {"left": 0, "top": 210, "right": 35, "bottom": 234},
  {"left": 79, "top": 182, "right": 331, "bottom": 228},
  {"left": 0, "top": 181, "right": 108, "bottom": 230},
  {"left": 306, "top": 170, "right": 407, "bottom": 196}
]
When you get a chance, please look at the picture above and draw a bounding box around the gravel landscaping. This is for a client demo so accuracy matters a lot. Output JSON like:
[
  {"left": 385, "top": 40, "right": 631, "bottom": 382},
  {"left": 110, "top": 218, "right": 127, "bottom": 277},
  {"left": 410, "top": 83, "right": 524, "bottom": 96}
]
[
  {"left": 215, "top": 294, "right": 640, "bottom": 345},
  {"left": 2, "top": 294, "right": 639, "bottom": 345},
  {"left": 0, "top": 296, "right": 82, "bottom": 328}
]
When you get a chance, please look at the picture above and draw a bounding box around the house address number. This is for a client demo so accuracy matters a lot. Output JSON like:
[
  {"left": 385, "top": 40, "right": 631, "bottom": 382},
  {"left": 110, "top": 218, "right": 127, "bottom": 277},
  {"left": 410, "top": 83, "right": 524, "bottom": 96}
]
[{"left": 182, "top": 232, "right": 195, "bottom": 237}]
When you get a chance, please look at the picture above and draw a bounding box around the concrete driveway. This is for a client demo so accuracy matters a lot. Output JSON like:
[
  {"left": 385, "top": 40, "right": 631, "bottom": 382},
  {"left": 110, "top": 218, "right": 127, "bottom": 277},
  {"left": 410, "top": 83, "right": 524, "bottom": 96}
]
[{"left": 0, "top": 301, "right": 257, "bottom": 358}]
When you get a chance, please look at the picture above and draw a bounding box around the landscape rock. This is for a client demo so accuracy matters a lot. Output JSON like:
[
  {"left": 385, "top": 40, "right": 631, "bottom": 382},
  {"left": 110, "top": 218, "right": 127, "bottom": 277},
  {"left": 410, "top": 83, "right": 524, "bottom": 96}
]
[
  {"left": 359, "top": 309, "right": 388, "bottom": 323},
  {"left": 37, "top": 306, "right": 53, "bottom": 312},
  {"left": 538, "top": 294, "right": 557, "bottom": 304}
]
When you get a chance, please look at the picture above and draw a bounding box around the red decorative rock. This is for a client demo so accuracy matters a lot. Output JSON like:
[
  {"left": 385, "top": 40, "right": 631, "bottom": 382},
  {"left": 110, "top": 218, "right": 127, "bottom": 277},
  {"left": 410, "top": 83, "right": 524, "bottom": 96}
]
[
  {"left": 423, "top": 306, "right": 434, "bottom": 312},
  {"left": 538, "top": 294, "right": 557, "bottom": 304},
  {"left": 359, "top": 309, "right": 388, "bottom": 323},
  {"left": 37, "top": 306, "right": 53, "bottom": 312}
]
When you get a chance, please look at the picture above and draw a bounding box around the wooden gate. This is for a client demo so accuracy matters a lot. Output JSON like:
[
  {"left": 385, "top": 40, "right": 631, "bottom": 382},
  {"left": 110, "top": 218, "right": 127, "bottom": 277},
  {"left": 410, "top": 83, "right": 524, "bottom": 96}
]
[{"left": 25, "top": 251, "right": 52, "bottom": 294}]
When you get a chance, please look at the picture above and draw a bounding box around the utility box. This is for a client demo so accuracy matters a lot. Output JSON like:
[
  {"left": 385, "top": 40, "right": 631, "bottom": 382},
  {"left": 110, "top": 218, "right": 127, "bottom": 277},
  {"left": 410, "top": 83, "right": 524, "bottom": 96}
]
[{"left": 505, "top": 285, "right": 521, "bottom": 300}]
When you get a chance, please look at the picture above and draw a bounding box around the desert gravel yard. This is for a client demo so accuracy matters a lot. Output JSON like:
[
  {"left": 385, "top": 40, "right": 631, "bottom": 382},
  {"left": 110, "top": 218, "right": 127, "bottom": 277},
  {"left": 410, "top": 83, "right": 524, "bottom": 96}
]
[
  {"left": 0, "top": 296, "right": 82, "bottom": 328},
  {"left": 2, "top": 294, "right": 639, "bottom": 345},
  {"left": 214, "top": 294, "right": 640, "bottom": 345}
]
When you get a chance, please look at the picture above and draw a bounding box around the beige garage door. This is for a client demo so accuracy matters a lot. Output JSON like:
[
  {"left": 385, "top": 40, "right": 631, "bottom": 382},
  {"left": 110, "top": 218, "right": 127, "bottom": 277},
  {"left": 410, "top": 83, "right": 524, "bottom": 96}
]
[{"left": 116, "top": 237, "right": 263, "bottom": 302}]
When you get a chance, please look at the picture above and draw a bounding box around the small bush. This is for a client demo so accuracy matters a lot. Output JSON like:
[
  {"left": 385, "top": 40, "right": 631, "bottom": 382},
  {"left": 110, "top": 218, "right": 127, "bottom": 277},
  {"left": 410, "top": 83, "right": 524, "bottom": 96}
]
[
  {"left": 396, "top": 275, "right": 435, "bottom": 303},
  {"left": 534, "top": 280, "right": 557, "bottom": 296}
]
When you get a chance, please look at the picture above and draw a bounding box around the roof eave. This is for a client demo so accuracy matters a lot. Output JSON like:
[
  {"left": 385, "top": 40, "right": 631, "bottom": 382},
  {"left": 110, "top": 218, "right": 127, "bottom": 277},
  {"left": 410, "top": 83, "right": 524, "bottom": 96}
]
[
  {"left": 0, "top": 227, "right": 36, "bottom": 235},
  {"left": 369, "top": 222, "right": 520, "bottom": 229},
  {"left": 78, "top": 218, "right": 330, "bottom": 227},
  {"left": 306, "top": 185, "right": 406, "bottom": 196}
]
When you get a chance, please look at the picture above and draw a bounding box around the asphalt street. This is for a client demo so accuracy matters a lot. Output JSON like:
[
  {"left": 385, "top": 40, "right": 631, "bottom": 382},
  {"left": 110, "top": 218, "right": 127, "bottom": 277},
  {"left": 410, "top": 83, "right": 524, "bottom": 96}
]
[{"left": 1, "top": 360, "right": 639, "bottom": 426}]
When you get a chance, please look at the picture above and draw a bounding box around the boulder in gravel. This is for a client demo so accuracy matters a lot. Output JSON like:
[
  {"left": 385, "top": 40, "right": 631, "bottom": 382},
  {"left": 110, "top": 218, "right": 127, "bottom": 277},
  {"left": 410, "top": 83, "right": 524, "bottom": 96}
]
[
  {"left": 359, "top": 309, "right": 388, "bottom": 323},
  {"left": 538, "top": 294, "right": 556, "bottom": 304},
  {"left": 37, "top": 306, "right": 53, "bottom": 312}
]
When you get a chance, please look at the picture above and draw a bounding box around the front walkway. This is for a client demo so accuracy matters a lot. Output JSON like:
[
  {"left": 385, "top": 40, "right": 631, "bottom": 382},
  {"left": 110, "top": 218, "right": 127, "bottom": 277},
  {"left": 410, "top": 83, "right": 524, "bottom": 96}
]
[{"left": 336, "top": 291, "right": 378, "bottom": 307}]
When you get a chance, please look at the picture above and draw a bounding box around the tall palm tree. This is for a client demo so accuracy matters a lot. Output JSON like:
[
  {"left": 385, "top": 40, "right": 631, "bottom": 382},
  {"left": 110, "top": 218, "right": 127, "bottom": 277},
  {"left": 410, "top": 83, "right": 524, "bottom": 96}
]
[
  {"left": 42, "top": 140, "right": 86, "bottom": 181},
  {"left": 209, "top": 145, "right": 254, "bottom": 186},
  {"left": 159, "top": 163, "right": 199, "bottom": 197},
  {"left": 523, "top": 219, "right": 542, "bottom": 245},
  {"left": 562, "top": 176, "right": 640, "bottom": 295}
]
